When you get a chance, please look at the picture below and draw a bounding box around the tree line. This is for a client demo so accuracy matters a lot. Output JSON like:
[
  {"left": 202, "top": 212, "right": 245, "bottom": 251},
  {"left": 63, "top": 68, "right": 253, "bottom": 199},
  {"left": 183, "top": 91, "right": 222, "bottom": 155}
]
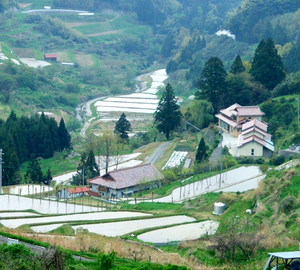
[
  {"left": 195, "top": 37, "right": 286, "bottom": 114},
  {"left": 0, "top": 112, "right": 71, "bottom": 186}
]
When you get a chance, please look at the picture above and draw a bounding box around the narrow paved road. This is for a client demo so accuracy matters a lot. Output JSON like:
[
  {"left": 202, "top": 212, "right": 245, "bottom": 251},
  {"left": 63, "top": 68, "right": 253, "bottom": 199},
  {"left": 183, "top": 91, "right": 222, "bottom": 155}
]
[{"left": 146, "top": 141, "right": 171, "bottom": 165}]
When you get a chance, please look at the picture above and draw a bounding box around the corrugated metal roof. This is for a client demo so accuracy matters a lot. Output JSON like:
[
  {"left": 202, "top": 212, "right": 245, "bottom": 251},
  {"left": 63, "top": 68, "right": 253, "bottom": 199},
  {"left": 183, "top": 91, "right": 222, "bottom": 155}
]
[
  {"left": 44, "top": 54, "right": 57, "bottom": 58},
  {"left": 67, "top": 186, "right": 89, "bottom": 194}
]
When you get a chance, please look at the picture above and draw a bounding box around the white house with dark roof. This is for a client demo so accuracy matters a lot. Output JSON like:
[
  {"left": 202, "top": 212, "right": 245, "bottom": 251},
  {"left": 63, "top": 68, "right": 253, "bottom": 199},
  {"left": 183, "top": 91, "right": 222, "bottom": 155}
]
[
  {"left": 216, "top": 103, "right": 265, "bottom": 137},
  {"left": 89, "top": 164, "right": 164, "bottom": 198},
  {"left": 237, "top": 119, "right": 274, "bottom": 157}
]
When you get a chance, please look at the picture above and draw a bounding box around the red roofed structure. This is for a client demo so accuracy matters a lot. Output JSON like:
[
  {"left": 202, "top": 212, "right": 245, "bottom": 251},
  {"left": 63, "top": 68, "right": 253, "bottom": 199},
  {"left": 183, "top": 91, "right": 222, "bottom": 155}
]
[
  {"left": 44, "top": 53, "right": 57, "bottom": 61},
  {"left": 57, "top": 186, "right": 89, "bottom": 199},
  {"left": 89, "top": 164, "right": 164, "bottom": 198}
]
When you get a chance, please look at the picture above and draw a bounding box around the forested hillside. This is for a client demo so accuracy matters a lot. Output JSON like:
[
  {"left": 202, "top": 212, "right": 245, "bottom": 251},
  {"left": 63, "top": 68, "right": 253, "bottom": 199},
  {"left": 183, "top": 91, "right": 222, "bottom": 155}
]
[
  {"left": 0, "top": 111, "right": 71, "bottom": 186},
  {"left": 0, "top": 0, "right": 300, "bottom": 177}
]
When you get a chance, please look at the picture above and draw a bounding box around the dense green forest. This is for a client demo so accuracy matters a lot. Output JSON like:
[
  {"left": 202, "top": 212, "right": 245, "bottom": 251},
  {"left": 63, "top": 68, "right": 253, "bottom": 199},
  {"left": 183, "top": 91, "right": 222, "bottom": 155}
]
[{"left": 0, "top": 111, "right": 71, "bottom": 186}]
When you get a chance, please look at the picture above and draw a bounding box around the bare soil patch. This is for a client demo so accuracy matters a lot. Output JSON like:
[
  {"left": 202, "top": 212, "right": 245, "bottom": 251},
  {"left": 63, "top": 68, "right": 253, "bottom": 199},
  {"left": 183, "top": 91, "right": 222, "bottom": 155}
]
[
  {"left": 66, "top": 22, "right": 100, "bottom": 27},
  {"left": 13, "top": 48, "right": 34, "bottom": 58},
  {"left": 54, "top": 51, "right": 69, "bottom": 62},
  {"left": 18, "top": 3, "right": 31, "bottom": 9},
  {"left": 86, "top": 30, "right": 120, "bottom": 36},
  {"left": 76, "top": 54, "right": 94, "bottom": 66}
]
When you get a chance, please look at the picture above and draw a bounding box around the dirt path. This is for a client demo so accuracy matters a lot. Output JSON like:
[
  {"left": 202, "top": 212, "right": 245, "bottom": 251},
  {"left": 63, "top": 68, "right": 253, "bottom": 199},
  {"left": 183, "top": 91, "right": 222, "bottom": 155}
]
[{"left": 86, "top": 30, "right": 120, "bottom": 36}]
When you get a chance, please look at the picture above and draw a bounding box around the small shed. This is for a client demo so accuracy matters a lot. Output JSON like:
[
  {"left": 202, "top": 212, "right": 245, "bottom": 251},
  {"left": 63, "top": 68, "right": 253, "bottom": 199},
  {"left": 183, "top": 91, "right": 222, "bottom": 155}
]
[
  {"left": 44, "top": 54, "right": 57, "bottom": 62},
  {"left": 263, "top": 251, "right": 300, "bottom": 270},
  {"left": 57, "top": 186, "right": 89, "bottom": 199}
]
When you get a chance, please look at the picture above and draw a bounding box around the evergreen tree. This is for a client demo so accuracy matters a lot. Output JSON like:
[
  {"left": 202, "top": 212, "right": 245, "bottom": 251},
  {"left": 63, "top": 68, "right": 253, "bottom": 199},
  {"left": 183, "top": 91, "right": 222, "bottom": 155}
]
[
  {"left": 250, "top": 38, "right": 286, "bottom": 90},
  {"left": 283, "top": 44, "right": 300, "bottom": 73},
  {"left": 34, "top": 120, "right": 54, "bottom": 158},
  {"left": 195, "top": 138, "right": 208, "bottom": 163},
  {"left": 1, "top": 134, "right": 20, "bottom": 186},
  {"left": 161, "top": 33, "right": 175, "bottom": 57},
  {"left": 154, "top": 83, "right": 182, "bottom": 140},
  {"left": 195, "top": 57, "right": 227, "bottom": 114},
  {"left": 44, "top": 168, "right": 52, "bottom": 185},
  {"left": 273, "top": 22, "right": 288, "bottom": 46},
  {"left": 25, "top": 158, "right": 44, "bottom": 184},
  {"left": 114, "top": 112, "right": 132, "bottom": 141},
  {"left": 58, "top": 118, "right": 71, "bottom": 151},
  {"left": 85, "top": 150, "right": 99, "bottom": 178},
  {"left": 72, "top": 152, "right": 87, "bottom": 185},
  {"left": 47, "top": 117, "right": 60, "bottom": 151},
  {"left": 230, "top": 55, "right": 245, "bottom": 74},
  {"left": 136, "top": 0, "right": 155, "bottom": 25}
]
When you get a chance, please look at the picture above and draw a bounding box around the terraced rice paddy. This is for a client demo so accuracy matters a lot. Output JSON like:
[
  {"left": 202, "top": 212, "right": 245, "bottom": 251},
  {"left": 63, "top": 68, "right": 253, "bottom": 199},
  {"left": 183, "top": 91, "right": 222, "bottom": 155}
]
[
  {"left": 2, "top": 211, "right": 151, "bottom": 230},
  {"left": 95, "top": 69, "right": 167, "bottom": 116},
  {"left": 0, "top": 195, "right": 101, "bottom": 214},
  {"left": 133, "top": 166, "right": 264, "bottom": 203},
  {"left": 0, "top": 212, "right": 39, "bottom": 218},
  {"left": 138, "top": 220, "right": 219, "bottom": 244},
  {"left": 72, "top": 215, "right": 195, "bottom": 237}
]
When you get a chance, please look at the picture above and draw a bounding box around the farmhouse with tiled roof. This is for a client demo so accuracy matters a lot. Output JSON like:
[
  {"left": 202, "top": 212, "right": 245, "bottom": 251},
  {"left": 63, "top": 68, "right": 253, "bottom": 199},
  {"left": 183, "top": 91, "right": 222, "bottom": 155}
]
[{"left": 89, "top": 164, "right": 164, "bottom": 198}]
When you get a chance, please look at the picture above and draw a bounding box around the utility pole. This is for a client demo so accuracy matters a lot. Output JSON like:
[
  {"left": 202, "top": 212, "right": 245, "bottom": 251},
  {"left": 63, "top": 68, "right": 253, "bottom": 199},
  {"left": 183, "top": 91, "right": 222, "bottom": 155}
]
[
  {"left": 219, "top": 130, "right": 223, "bottom": 188},
  {"left": 0, "top": 149, "right": 2, "bottom": 194},
  {"left": 82, "top": 167, "right": 85, "bottom": 186},
  {"left": 297, "top": 98, "right": 299, "bottom": 123}
]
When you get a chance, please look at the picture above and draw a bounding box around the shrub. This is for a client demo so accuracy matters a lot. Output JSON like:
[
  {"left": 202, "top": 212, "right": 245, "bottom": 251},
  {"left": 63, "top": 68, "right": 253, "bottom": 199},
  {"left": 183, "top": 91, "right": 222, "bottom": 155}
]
[
  {"left": 270, "top": 155, "right": 285, "bottom": 166},
  {"left": 162, "top": 169, "right": 177, "bottom": 181},
  {"left": 279, "top": 196, "right": 297, "bottom": 214}
]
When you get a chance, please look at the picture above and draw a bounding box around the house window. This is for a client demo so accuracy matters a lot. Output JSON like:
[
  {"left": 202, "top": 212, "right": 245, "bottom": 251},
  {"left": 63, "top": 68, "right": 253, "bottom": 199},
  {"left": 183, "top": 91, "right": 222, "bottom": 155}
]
[{"left": 251, "top": 149, "right": 254, "bottom": 156}]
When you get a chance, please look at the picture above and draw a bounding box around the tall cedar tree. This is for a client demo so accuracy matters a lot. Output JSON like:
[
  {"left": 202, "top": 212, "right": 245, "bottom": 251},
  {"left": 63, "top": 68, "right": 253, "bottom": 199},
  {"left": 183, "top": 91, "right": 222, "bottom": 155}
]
[
  {"left": 154, "top": 83, "right": 182, "bottom": 139},
  {"left": 114, "top": 112, "right": 132, "bottom": 140},
  {"left": 85, "top": 150, "right": 99, "bottom": 178},
  {"left": 196, "top": 57, "right": 227, "bottom": 114},
  {"left": 25, "top": 158, "right": 44, "bottom": 184},
  {"left": 250, "top": 38, "right": 286, "bottom": 90},
  {"left": 58, "top": 118, "right": 71, "bottom": 151},
  {"left": 230, "top": 54, "right": 245, "bottom": 74},
  {"left": 73, "top": 150, "right": 99, "bottom": 185},
  {"left": 195, "top": 138, "right": 208, "bottom": 163}
]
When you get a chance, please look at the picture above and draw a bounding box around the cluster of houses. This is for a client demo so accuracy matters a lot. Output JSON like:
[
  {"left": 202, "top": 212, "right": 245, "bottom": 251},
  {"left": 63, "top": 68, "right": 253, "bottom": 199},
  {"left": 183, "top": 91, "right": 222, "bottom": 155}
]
[
  {"left": 57, "top": 103, "right": 273, "bottom": 200},
  {"left": 216, "top": 103, "right": 274, "bottom": 157}
]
